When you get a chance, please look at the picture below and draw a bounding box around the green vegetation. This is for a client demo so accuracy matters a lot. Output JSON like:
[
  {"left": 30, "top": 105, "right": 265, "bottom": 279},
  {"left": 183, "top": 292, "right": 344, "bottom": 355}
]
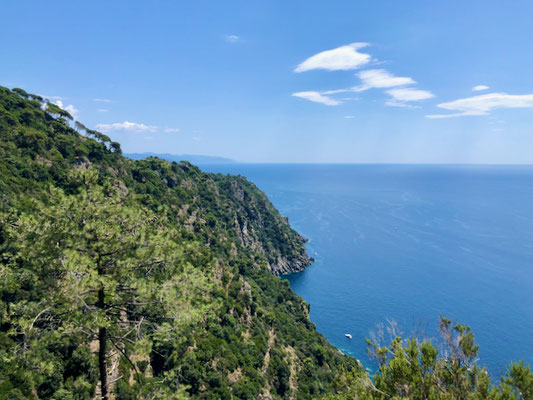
[
  {"left": 0, "top": 86, "right": 357, "bottom": 399},
  {"left": 321, "top": 317, "right": 533, "bottom": 399},
  {"left": 0, "top": 86, "right": 531, "bottom": 399}
]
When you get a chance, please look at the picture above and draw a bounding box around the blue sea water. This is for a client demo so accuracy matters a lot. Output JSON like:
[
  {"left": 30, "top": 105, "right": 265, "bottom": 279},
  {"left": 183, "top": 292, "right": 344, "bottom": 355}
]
[{"left": 200, "top": 164, "right": 533, "bottom": 376}]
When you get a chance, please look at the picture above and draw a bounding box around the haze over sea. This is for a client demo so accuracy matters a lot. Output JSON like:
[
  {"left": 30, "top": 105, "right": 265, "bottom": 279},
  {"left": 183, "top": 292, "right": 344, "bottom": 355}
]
[{"left": 201, "top": 164, "right": 533, "bottom": 375}]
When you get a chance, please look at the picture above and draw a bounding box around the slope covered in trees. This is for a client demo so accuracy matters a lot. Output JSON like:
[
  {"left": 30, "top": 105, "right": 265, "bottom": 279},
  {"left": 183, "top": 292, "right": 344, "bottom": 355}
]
[
  {"left": 0, "top": 86, "right": 357, "bottom": 399},
  {"left": 1, "top": 86, "right": 532, "bottom": 400}
]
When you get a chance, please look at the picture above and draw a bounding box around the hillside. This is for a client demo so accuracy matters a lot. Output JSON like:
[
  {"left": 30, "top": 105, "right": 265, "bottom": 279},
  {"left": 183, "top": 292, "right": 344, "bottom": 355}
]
[{"left": 0, "top": 86, "right": 358, "bottom": 399}]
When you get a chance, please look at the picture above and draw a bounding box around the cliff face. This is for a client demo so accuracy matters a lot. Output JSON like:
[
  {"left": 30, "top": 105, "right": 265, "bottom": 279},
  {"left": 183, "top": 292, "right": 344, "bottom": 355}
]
[
  {"left": 122, "top": 156, "right": 314, "bottom": 276},
  {"left": 269, "top": 249, "right": 312, "bottom": 275},
  {"left": 0, "top": 86, "right": 355, "bottom": 400},
  {"left": 222, "top": 177, "right": 313, "bottom": 275}
]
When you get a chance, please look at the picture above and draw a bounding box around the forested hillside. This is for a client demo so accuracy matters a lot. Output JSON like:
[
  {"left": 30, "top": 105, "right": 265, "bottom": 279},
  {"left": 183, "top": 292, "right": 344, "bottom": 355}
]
[
  {"left": 0, "top": 86, "right": 357, "bottom": 399},
  {"left": 1, "top": 86, "right": 532, "bottom": 400}
]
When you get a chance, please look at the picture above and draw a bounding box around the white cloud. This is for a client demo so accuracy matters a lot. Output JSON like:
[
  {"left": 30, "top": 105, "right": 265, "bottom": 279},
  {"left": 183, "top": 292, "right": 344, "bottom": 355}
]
[
  {"left": 426, "top": 92, "right": 533, "bottom": 118},
  {"left": 385, "top": 100, "right": 420, "bottom": 109},
  {"left": 384, "top": 88, "right": 434, "bottom": 108},
  {"left": 292, "top": 91, "right": 342, "bottom": 106},
  {"left": 54, "top": 100, "right": 79, "bottom": 119},
  {"left": 294, "top": 84, "right": 432, "bottom": 108},
  {"left": 387, "top": 88, "right": 435, "bottom": 102},
  {"left": 95, "top": 121, "right": 181, "bottom": 133},
  {"left": 41, "top": 94, "right": 64, "bottom": 100},
  {"left": 322, "top": 88, "right": 350, "bottom": 95},
  {"left": 473, "top": 85, "right": 489, "bottom": 91},
  {"left": 225, "top": 34, "right": 240, "bottom": 43},
  {"left": 293, "top": 47, "right": 433, "bottom": 109},
  {"left": 97, "top": 109, "right": 109, "bottom": 113},
  {"left": 354, "top": 69, "right": 415, "bottom": 92},
  {"left": 96, "top": 121, "right": 158, "bottom": 132},
  {"left": 322, "top": 68, "right": 416, "bottom": 95},
  {"left": 294, "top": 43, "right": 371, "bottom": 72},
  {"left": 339, "top": 96, "right": 360, "bottom": 101},
  {"left": 92, "top": 98, "right": 113, "bottom": 103},
  {"left": 296, "top": 67, "right": 427, "bottom": 107},
  {"left": 344, "top": 115, "right": 355, "bottom": 119}
]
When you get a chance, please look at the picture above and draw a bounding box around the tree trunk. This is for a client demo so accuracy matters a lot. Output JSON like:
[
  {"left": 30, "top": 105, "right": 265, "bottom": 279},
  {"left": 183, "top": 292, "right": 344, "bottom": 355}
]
[{"left": 98, "top": 287, "right": 108, "bottom": 399}]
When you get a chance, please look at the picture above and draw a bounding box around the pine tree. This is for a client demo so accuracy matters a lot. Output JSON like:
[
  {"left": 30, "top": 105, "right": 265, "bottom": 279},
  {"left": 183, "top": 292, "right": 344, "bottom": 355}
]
[{"left": 2, "top": 170, "right": 212, "bottom": 398}]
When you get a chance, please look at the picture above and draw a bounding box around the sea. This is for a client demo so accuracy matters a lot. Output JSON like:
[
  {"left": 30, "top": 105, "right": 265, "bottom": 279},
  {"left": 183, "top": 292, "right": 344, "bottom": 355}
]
[{"left": 199, "top": 164, "right": 533, "bottom": 376}]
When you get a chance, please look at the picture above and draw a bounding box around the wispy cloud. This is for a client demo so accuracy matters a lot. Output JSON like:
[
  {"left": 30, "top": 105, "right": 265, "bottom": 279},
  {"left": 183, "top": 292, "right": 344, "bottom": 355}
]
[
  {"left": 293, "top": 44, "right": 433, "bottom": 109},
  {"left": 385, "top": 100, "right": 420, "bottom": 109},
  {"left": 426, "top": 92, "right": 533, "bottom": 118},
  {"left": 472, "top": 85, "right": 489, "bottom": 91},
  {"left": 293, "top": 80, "right": 432, "bottom": 107},
  {"left": 92, "top": 98, "right": 113, "bottom": 103},
  {"left": 41, "top": 94, "right": 64, "bottom": 100},
  {"left": 319, "top": 68, "right": 416, "bottom": 95},
  {"left": 96, "top": 121, "right": 158, "bottom": 132},
  {"left": 292, "top": 91, "right": 341, "bottom": 106},
  {"left": 95, "top": 121, "right": 181, "bottom": 134},
  {"left": 387, "top": 88, "right": 434, "bottom": 102},
  {"left": 322, "top": 88, "right": 351, "bottom": 95},
  {"left": 55, "top": 100, "right": 79, "bottom": 119},
  {"left": 97, "top": 109, "right": 108, "bottom": 113},
  {"left": 385, "top": 88, "right": 434, "bottom": 107},
  {"left": 225, "top": 34, "right": 240, "bottom": 43},
  {"left": 294, "top": 42, "right": 371, "bottom": 73},
  {"left": 354, "top": 69, "right": 415, "bottom": 92},
  {"left": 344, "top": 115, "right": 355, "bottom": 119},
  {"left": 339, "top": 96, "right": 360, "bottom": 101}
]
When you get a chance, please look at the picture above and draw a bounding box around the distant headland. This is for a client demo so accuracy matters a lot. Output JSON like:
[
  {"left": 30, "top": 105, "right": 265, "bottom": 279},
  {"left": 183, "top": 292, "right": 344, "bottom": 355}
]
[{"left": 125, "top": 152, "right": 236, "bottom": 164}]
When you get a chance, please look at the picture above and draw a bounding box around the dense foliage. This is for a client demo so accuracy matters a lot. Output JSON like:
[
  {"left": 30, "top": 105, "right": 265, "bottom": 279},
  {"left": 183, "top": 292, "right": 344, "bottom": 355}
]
[
  {"left": 0, "top": 86, "right": 357, "bottom": 399},
  {"left": 322, "top": 318, "right": 533, "bottom": 399}
]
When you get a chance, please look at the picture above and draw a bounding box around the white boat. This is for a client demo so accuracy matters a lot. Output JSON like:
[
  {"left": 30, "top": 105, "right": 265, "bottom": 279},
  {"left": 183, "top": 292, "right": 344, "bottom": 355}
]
[{"left": 345, "top": 333, "right": 352, "bottom": 339}]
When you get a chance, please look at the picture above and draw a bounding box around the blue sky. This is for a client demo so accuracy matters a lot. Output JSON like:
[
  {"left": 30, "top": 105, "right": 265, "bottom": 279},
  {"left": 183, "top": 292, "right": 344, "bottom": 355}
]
[{"left": 2, "top": 0, "right": 533, "bottom": 163}]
